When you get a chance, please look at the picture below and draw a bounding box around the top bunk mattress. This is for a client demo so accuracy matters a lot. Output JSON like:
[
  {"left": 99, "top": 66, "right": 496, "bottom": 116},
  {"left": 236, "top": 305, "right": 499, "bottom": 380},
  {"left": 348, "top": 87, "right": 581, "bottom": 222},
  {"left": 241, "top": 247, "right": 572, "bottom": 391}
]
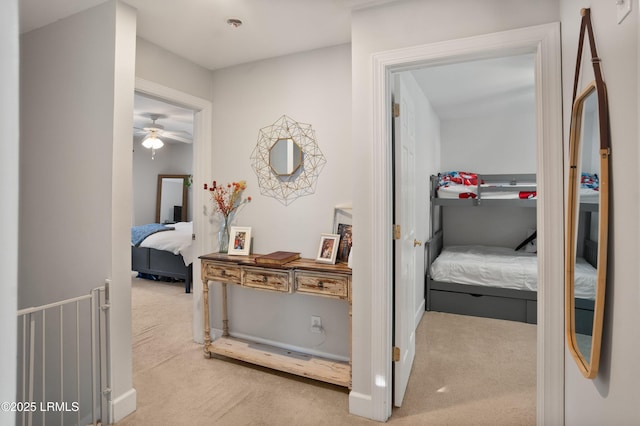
[
  {"left": 430, "top": 245, "right": 596, "bottom": 300},
  {"left": 435, "top": 171, "right": 536, "bottom": 200}
]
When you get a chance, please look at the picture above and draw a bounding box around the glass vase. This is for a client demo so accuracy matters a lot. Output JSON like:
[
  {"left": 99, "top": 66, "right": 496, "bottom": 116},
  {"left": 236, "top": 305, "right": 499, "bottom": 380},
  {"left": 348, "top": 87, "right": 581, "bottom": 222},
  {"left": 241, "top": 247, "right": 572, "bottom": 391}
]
[{"left": 217, "top": 213, "right": 234, "bottom": 253}]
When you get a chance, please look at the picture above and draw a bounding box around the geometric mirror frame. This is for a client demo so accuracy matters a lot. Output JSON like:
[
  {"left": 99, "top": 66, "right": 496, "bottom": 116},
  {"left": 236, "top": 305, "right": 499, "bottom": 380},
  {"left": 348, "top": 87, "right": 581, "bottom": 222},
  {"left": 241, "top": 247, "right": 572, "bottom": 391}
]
[
  {"left": 250, "top": 114, "right": 326, "bottom": 206},
  {"left": 565, "top": 8, "right": 611, "bottom": 379}
]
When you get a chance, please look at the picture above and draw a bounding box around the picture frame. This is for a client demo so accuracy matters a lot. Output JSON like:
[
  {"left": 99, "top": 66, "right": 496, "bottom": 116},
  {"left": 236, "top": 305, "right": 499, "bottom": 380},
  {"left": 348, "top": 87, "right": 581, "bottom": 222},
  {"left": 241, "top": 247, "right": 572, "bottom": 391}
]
[
  {"left": 332, "top": 206, "right": 352, "bottom": 233},
  {"left": 333, "top": 205, "right": 353, "bottom": 265},
  {"left": 316, "top": 233, "right": 340, "bottom": 264},
  {"left": 228, "top": 226, "right": 252, "bottom": 255},
  {"left": 336, "top": 223, "right": 352, "bottom": 264}
]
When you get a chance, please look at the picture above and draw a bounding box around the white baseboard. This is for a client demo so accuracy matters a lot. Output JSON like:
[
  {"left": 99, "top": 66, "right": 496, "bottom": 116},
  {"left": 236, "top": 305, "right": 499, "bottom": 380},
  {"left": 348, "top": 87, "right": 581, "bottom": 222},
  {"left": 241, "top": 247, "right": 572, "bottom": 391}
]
[
  {"left": 349, "top": 391, "right": 375, "bottom": 419},
  {"left": 111, "top": 387, "right": 137, "bottom": 423},
  {"left": 210, "top": 329, "right": 350, "bottom": 362}
]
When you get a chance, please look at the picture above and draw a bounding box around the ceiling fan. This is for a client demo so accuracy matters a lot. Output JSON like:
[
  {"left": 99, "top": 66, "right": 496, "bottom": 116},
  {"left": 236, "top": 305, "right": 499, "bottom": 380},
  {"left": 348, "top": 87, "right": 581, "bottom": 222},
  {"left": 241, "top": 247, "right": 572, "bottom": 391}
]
[{"left": 134, "top": 113, "right": 193, "bottom": 150}]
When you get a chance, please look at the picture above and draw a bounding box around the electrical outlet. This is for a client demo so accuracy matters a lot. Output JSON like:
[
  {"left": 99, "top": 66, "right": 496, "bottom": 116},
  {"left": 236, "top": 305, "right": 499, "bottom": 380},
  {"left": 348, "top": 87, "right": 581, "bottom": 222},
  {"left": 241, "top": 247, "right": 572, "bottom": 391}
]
[{"left": 310, "top": 315, "right": 322, "bottom": 333}]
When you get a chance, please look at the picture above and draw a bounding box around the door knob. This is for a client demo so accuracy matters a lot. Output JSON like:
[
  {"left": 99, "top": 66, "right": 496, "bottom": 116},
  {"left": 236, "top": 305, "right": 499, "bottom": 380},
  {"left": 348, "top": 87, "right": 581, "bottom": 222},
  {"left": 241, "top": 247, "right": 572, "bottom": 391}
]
[{"left": 413, "top": 239, "right": 422, "bottom": 247}]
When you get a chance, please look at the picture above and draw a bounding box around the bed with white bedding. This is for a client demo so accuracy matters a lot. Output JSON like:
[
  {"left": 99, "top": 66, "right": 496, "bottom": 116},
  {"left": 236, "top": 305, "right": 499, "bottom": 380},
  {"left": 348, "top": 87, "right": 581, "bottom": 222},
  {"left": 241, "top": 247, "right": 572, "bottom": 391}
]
[
  {"left": 430, "top": 245, "right": 597, "bottom": 300},
  {"left": 131, "top": 221, "right": 194, "bottom": 293},
  {"left": 426, "top": 230, "right": 597, "bottom": 327}
]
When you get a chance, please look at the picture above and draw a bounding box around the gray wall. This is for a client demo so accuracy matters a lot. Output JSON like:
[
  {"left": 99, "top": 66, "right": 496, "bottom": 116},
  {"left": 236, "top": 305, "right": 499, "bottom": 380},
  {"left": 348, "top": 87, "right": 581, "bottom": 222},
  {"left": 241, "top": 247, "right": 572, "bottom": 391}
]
[
  {"left": 423, "top": 58, "right": 537, "bottom": 248},
  {"left": 209, "top": 44, "right": 352, "bottom": 359},
  {"left": 0, "top": 0, "right": 19, "bottom": 424},
  {"left": 19, "top": 1, "right": 137, "bottom": 421},
  {"left": 132, "top": 140, "right": 193, "bottom": 226},
  {"left": 351, "top": 0, "right": 560, "bottom": 414},
  {"left": 560, "top": 2, "right": 640, "bottom": 424}
]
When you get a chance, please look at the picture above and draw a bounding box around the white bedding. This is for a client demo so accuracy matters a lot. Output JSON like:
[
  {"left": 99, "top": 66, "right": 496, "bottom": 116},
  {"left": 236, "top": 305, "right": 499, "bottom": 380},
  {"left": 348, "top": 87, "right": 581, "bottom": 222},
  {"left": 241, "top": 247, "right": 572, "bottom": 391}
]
[
  {"left": 139, "top": 221, "right": 194, "bottom": 266},
  {"left": 579, "top": 187, "right": 600, "bottom": 203},
  {"left": 430, "top": 245, "right": 596, "bottom": 299},
  {"left": 437, "top": 184, "right": 536, "bottom": 199}
]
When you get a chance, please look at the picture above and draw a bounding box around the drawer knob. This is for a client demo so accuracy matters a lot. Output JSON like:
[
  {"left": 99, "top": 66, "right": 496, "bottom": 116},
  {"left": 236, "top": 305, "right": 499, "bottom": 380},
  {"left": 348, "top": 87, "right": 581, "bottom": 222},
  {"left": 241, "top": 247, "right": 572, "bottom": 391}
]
[
  {"left": 317, "top": 281, "right": 324, "bottom": 288},
  {"left": 262, "top": 275, "right": 268, "bottom": 283},
  {"left": 221, "top": 270, "right": 226, "bottom": 276}
]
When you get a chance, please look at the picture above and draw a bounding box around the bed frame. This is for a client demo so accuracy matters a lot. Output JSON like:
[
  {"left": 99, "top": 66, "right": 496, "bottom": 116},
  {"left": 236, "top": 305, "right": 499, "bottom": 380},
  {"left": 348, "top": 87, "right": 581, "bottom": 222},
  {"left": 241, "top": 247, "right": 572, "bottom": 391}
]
[
  {"left": 430, "top": 173, "right": 537, "bottom": 208},
  {"left": 132, "top": 246, "right": 192, "bottom": 293},
  {"left": 426, "top": 173, "right": 595, "bottom": 330}
]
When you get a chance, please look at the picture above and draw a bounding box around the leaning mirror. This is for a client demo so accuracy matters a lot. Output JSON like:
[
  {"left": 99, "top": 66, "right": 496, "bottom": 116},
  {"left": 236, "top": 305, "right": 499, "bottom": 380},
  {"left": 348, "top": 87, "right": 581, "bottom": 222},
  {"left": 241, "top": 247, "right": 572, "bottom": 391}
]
[
  {"left": 156, "top": 174, "right": 188, "bottom": 224},
  {"left": 565, "top": 8, "right": 610, "bottom": 379}
]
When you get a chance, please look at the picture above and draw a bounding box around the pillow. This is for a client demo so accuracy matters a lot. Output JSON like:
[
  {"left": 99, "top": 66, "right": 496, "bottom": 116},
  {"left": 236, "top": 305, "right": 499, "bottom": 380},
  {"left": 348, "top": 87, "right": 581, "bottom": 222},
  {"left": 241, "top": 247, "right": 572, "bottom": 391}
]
[{"left": 515, "top": 229, "right": 537, "bottom": 253}]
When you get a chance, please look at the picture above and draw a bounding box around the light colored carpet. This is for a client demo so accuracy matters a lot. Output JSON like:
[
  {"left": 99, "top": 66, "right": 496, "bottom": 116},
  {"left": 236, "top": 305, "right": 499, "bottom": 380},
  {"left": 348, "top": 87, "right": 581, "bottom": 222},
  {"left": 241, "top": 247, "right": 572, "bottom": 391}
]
[{"left": 118, "top": 277, "right": 535, "bottom": 425}]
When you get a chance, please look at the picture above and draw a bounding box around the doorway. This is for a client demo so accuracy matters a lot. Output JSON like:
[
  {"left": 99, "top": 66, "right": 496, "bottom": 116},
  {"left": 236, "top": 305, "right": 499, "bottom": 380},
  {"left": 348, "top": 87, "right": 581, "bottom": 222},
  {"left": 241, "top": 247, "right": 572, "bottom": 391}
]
[
  {"left": 132, "top": 93, "right": 195, "bottom": 226},
  {"left": 391, "top": 52, "right": 537, "bottom": 412},
  {"left": 133, "top": 78, "right": 213, "bottom": 343},
  {"left": 360, "top": 23, "right": 564, "bottom": 422}
]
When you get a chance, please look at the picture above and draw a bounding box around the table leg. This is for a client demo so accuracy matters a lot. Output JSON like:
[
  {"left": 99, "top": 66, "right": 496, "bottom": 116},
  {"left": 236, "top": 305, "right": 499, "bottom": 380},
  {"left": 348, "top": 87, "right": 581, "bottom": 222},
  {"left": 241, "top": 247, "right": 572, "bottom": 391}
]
[
  {"left": 203, "top": 278, "right": 211, "bottom": 358},
  {"left": 221, "top": 282, "right": 229, "bottom": 337}
]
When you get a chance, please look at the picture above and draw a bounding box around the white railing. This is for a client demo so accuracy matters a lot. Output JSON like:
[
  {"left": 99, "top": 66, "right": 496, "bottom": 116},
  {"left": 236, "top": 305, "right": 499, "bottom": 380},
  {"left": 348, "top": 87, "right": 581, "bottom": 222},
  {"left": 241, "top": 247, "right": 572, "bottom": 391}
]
[{"left": 16, "top": 282, "right": 111, "bottom": 426}]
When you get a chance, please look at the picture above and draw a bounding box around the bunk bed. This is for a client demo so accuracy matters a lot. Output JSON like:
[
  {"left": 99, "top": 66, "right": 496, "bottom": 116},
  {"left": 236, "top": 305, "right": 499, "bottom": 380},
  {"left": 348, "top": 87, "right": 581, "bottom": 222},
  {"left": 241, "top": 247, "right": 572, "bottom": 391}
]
[
  {"left": 431, "top": 171, "right": 537, "bottom": 206},
  {"left": 426, "top": 172, "right": 597, "bottom": 326},
  {"left": 131, "top": 222, "right": 194, "bottom": 293}
]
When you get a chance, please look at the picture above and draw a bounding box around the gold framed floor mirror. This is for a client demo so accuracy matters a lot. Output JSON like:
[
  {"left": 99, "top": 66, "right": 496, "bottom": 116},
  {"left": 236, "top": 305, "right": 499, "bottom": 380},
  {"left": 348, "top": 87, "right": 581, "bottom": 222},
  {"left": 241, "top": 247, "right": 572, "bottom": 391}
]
[
  {"left": 565, "top": 8, "right": 611, "bottom": 379},
  {"left": 156, "top": 174, "right": 189, "bottom": 224}
]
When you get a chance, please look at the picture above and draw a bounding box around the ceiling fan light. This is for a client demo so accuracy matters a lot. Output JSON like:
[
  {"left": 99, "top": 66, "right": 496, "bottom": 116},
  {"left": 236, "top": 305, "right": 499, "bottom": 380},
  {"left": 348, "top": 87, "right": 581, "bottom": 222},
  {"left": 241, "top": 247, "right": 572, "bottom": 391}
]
[
  {"left": 141, "top": 137, "right": 154, "bottom": 149},
  {"left": 142, "top": 135, "right": 164, "bottom": 149},
  {"left": 151, "top": 138, "right": 164, "bottom": 149}
]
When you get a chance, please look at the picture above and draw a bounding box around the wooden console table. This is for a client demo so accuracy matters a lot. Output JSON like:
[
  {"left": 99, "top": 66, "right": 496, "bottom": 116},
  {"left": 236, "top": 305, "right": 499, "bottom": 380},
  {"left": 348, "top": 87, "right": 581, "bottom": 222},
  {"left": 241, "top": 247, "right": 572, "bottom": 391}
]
[{"left": 200, "top": 253, "right": 352, "bottom": 388}]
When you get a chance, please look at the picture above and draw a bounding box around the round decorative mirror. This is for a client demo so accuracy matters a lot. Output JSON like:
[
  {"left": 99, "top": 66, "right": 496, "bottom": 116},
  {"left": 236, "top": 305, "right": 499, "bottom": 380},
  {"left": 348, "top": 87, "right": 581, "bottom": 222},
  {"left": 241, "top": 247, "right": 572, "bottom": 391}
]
[{"left": 269, "top": 138, "right": 302, "bottom": 176}]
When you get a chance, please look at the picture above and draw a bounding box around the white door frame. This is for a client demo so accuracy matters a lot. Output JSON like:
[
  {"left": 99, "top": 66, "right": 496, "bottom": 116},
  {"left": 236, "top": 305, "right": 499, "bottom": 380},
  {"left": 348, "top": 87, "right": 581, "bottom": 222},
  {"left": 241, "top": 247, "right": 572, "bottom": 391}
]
[
  {"left": 134, "top": 77, "right": 213, "bottom": 343},
  {"left": 366, "top": 23, "right": 564, "bottom": 423}
]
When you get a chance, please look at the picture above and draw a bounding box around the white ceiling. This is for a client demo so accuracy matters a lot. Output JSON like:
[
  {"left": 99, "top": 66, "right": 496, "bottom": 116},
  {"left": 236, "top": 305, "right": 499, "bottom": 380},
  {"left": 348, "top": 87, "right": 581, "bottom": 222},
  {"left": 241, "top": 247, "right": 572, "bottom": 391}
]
[
  {"left": 19, "top": 0, "right": 379, "bottom": 139},
  {"left": 410, "top": 53, "right": 536, "bottom": 121},
  {"left": 19, "top": 0, "right": 370, "bottom": 71},
  {"left": 19, "top": 0, "right": 535, "bottom": 135}
]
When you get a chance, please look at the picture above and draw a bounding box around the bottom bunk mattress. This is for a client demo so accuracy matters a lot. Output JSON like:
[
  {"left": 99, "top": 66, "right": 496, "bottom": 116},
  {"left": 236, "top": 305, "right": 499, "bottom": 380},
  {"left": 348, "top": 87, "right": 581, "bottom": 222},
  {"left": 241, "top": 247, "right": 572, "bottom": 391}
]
[
  {"left": 430, "top": 245, "right": 597, "bottom": 299},
  {"left": 428, "top": 245, "right": 597, "bottom": 324}
]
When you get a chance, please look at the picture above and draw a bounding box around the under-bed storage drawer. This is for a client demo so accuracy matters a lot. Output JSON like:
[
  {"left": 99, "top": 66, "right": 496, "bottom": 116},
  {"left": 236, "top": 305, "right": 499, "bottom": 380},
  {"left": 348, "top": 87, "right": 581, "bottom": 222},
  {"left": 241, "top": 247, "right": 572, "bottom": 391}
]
[
  {"left": 430, "top": 290, "right": 529, "bottom": 323},
  {"left": 295, "top": 271, "right": 349, "bottom": 300},
  {"left": 203, "top": 262, "right": 242, "bottom": 284},
  {"left": 242, "top": 267, "right": 291, "bottom": 292}
]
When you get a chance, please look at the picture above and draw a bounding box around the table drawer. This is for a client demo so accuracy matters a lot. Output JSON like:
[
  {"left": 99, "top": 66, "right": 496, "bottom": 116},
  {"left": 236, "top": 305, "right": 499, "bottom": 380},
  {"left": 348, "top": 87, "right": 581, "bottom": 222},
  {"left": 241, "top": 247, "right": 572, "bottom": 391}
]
[
  {"left": 242, "top": 267, "right": 290, "bottom": 292},
  {"left": 295, "top": 271, "right": 349, "bottom": 299},
  {"left": 203, "top": 262, "right": 241, "bottom": 284}
]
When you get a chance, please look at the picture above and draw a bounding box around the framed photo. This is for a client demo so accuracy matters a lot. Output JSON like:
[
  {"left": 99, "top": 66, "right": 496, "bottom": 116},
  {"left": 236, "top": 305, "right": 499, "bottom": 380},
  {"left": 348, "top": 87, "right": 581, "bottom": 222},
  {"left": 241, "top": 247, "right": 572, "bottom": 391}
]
[
  {"left": 336, "top": 223, "right": 352, "bottom": 264},
  {"left": 316, "top": 233, "right": 340, "bottom": 264},
  {"left": 228, "top": 226, "right": 252, "bottom": 255}
]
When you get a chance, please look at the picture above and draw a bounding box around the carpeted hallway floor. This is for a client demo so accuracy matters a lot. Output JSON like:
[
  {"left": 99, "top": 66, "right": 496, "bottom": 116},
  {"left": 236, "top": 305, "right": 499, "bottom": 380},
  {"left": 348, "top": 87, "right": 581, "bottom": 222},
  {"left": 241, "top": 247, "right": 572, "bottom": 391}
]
[{"left": 117, "top": 276, "right": 536, "bottom": 425}]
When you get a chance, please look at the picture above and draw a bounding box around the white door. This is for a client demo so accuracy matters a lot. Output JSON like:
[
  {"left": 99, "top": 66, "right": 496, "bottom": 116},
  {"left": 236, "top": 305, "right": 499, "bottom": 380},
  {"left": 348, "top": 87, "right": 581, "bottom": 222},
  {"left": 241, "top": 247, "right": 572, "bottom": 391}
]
[{"left": 393, "top": 74, "right": 421, "bottom": 407}]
